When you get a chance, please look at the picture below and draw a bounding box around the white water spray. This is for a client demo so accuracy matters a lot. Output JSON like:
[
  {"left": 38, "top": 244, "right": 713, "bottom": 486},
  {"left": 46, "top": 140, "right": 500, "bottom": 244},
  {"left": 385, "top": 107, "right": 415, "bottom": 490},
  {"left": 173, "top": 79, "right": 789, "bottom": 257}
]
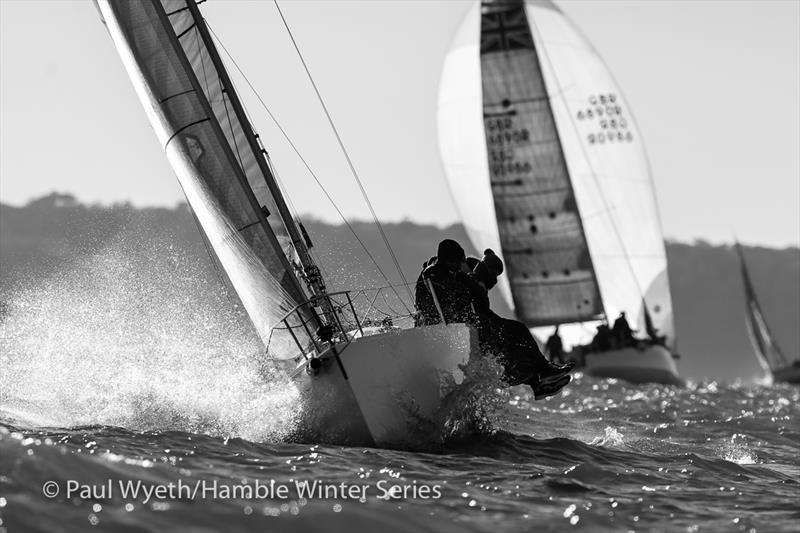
[{"left": 0, "top": 233, "right": 300, "bottom": 441}]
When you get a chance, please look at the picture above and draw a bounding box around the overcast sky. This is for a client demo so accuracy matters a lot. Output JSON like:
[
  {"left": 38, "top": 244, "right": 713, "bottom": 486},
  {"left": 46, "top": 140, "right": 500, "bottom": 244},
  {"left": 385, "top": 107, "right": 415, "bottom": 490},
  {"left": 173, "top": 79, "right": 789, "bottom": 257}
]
[{"left": 1, "top": 0, "right": 798, "bottom": 248}]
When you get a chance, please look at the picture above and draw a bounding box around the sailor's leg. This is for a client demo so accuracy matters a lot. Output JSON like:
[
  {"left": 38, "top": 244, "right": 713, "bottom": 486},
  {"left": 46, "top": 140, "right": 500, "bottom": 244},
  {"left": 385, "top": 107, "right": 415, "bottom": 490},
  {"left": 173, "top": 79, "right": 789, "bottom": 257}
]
[{"left": 496, "top": 318, "right": 550, "bottom": 370}]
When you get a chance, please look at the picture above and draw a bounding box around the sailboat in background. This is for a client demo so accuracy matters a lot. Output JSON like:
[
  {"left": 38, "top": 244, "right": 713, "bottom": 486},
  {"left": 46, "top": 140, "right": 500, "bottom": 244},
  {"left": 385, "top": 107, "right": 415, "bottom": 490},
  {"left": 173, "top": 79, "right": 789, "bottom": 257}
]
[
  {"left": 736, "top": 243, "right": 800, "bottom": 384},
  {"left": 438, "top": 0, "right": 683, "bottom": 385},
  {"left": 96, "top": 0, "right": 485, "bottom": 447}
]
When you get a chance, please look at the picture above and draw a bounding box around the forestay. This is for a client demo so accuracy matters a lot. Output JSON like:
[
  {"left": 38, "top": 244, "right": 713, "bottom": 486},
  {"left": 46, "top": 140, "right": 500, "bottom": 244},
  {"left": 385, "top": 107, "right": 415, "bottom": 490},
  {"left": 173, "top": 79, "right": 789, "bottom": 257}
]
[{"left": 96, "top": 0, "right": 315, "bottom": 358}]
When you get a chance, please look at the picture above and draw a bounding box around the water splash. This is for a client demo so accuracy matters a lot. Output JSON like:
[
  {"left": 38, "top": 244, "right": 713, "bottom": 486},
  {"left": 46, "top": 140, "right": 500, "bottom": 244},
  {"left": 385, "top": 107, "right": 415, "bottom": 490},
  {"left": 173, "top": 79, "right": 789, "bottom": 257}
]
[
  {"left": 719, "top": 434, "right": 758, "bottom": 465},
  {"left": 588, "top": 426, "right": 626, "bottom": 448},
  {"left": 437, "top": 354, "right": 507, "bottom": 442},
  {"left": 0, "top": 233, "right": 299, "bottom": 442}
]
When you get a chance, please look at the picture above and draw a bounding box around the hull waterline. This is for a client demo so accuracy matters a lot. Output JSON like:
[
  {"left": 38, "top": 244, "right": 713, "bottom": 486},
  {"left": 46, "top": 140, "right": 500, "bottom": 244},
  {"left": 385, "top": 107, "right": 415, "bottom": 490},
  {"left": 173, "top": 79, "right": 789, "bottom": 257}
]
[{"left": 582, "top": 345, "right": 684, "bottom": 386}]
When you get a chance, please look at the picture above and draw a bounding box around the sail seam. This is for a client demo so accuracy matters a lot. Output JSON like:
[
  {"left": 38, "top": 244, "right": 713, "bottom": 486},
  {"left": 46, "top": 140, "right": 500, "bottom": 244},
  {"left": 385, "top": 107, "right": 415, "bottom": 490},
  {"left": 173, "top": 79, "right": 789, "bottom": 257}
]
[
  {"left": 515, "top": 278, "right": 597, "bottom": 287},
  {"left": 493, "top": 188, "right": 572, "bottom": 198}
]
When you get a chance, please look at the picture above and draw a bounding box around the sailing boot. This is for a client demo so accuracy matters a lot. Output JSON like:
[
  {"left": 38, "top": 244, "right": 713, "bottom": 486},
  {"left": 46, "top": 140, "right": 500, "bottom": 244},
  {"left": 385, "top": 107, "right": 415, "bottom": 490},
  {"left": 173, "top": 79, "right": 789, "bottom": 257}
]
[
  {"left": 537, "top": 361, "right": 576, "bottom": 386},
  {"left": 531, "top": 374, "right": 572, "bottom": 401}
]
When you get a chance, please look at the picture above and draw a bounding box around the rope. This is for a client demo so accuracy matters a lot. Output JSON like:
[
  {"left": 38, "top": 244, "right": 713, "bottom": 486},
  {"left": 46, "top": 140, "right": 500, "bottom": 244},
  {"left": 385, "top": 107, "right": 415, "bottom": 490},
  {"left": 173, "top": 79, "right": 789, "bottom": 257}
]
[
  {"left": 272, "top": 0, "right": 414, "bottom": 304},
  {"left": 204, "top": 22, "right": 411, "bottom": 313}
]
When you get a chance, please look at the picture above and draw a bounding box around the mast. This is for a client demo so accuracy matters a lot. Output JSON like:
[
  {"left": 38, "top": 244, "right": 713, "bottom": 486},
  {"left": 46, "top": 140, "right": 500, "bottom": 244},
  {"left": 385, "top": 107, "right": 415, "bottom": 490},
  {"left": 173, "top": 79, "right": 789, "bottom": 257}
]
[
  {"left": 152, "top": 0, "right": 306, "bottom": 300},
  {"left": 183, "top": 1, "right": 338, "bottom": 330}
]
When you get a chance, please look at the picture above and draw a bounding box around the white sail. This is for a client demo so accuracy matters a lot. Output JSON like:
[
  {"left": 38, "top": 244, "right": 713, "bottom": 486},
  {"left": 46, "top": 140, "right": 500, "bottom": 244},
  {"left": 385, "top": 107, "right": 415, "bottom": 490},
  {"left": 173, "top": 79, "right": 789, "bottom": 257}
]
[
  {"left": 439, "top": 0, "right": 675, "bottom": 348},
  {"left": 97, "top": 0, "right": 315, "bottom": 358},
  {"left": 737, "top": 244, "right": 789, "bottom": 373}
]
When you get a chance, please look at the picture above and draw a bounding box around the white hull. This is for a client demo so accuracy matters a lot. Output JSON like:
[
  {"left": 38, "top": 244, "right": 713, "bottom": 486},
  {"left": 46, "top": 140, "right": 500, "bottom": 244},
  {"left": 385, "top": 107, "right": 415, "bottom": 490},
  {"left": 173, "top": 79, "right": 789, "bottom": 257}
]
[
  {"left": 291, "top": 324, "right": 479, "bottom": 447},
  {"left": 582, "top": 345, "right": 684, "bottom": 386}
]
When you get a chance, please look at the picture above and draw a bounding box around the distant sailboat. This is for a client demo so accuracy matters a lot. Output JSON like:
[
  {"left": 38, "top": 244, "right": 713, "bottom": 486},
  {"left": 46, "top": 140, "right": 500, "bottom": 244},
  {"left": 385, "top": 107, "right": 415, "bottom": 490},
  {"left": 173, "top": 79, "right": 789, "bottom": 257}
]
[
  {"left": 438, "top": 0, "right": 683, "bottom": 385},
  {"left": 96, "top": 0, "right": 485, "bottom": 447},
  {"left": 736, "top": 243, "right": 800, "bottom": 384}
]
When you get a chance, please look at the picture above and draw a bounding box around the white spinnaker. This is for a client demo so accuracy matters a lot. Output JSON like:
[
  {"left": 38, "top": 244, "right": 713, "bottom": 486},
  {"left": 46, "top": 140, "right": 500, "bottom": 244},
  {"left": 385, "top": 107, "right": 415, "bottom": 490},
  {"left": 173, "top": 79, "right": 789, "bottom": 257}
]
[
  {"left": 97, "top": 0, "right": 311, "bottom": 359},
  {"left": 439, "top": 0, "right": 674, "bottom": 348},
  {"left": 525, "top": 1, "right": 674, "bottom": 348}
]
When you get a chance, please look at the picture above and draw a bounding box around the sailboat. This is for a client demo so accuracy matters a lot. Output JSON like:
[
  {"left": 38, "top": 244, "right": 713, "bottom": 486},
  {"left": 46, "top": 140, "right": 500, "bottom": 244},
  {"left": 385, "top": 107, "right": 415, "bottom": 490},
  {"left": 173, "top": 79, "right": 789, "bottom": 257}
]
[
  {"left": 736, "top": 244, "right": 800, "bottom": 384},
  {"left": 95, "top": 0, "right": 485, "bottom": 447},
  {"left": 438, "top": 0, "right": 684, "bottom": 385}
]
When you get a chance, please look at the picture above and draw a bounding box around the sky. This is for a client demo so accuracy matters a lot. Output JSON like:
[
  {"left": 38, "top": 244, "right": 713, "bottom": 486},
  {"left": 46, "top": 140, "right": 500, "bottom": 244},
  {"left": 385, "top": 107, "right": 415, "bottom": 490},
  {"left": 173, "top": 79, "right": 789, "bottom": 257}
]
[{"left": 0, "top": 0, "right": 798, "bottom": 248}]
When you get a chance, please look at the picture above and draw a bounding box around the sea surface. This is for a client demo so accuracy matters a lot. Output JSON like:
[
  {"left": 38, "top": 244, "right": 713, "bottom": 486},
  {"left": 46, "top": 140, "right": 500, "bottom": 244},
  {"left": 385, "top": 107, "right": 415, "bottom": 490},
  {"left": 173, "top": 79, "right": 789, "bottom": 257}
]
[
  {"left": 1, "top": 244, "right": 798, "bottom": 532},
  {"left": 1, "top": 376, "right": 798, "bottom": 533}
]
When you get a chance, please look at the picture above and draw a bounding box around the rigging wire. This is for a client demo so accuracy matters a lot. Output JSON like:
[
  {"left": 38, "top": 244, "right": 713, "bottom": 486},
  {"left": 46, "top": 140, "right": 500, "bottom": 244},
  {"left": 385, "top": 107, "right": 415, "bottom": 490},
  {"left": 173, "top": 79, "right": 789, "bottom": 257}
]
[
  {"left": 201, "top": 20, "right": 332, "bottom": 285},
  {"left": 263, "top": 154, "right": 333, "bottom": 285},
  {"left": 193, "top": 21, "right": 317, "bottom": 299},
  {"left": 272, "top": 0, "right": 414, "bottom": 304},
  {"left": 204, "top": 22, "right": 411, "bottom": 312}
]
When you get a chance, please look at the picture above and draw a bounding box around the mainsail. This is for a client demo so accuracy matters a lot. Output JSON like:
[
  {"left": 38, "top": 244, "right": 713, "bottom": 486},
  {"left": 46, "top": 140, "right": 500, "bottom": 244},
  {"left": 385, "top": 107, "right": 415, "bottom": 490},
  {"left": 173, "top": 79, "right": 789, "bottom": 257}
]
[
  {"left": 439, "top": 0, "right": 675, "bottom": 347},
  {"left": 96, "top": 0, "right": 317, "bottom": 358},
  {"left": 736, "top": 243, "right": 789, "bottom": 373},
  {"left": 478, "top": 0, "right": 602, "bottom": 326}
]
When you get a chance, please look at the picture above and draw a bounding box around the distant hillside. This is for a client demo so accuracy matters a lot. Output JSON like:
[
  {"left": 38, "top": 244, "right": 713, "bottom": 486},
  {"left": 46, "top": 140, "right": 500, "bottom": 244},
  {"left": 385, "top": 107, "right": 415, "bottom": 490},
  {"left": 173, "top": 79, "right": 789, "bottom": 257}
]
[{"left": 1, "top": 193, "right": 798, "bottom": 382}]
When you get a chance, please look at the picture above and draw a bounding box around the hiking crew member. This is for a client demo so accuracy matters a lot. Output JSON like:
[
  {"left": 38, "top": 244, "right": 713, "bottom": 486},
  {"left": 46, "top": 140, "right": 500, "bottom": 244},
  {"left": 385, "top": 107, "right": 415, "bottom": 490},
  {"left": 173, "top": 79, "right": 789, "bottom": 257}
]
[
  {"left": 467, "top": 249, "right": 574, "bottom": 397},
  {"left": 417, "top": 241, "right": 573, "bottom": 399},
  {"left": 414, "top": 239, "right": 481, "bottom": 326}
]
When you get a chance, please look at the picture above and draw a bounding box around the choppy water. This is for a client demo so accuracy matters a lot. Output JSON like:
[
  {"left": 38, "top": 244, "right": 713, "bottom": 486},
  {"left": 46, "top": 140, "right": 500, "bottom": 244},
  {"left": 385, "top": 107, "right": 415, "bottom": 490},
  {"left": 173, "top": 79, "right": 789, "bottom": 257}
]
[
  {"left": 1, "top": 240, "right": 798, "bottom": 532},
  {"left": 2, "top": 377, "right": 798, "bottom": 533}
]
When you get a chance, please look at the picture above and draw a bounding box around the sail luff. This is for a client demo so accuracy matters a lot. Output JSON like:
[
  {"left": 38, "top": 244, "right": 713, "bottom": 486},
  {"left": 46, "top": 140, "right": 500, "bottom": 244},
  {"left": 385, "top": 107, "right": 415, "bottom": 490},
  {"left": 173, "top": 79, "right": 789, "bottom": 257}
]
[
  {"left": 183, "top": 1, "right": 326, "bottom": 301},
  {"left": 157, "top": 0, "right": 308, "bottom": 304}
]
